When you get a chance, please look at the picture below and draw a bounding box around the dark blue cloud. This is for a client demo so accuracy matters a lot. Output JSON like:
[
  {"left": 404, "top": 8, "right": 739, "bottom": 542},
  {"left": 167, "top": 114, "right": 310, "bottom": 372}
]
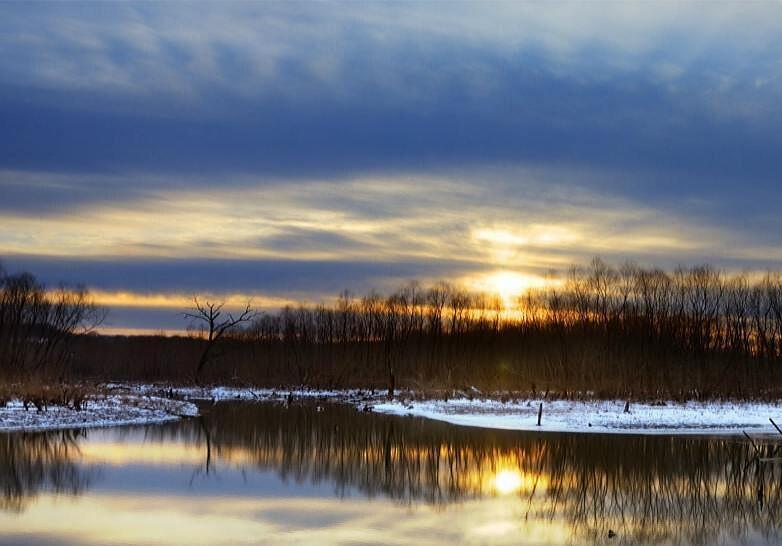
[
  {"left": 1, "top": 3, "right": 780, "bottom": 196},
  {"left": 0, "top": 255, "right": 488, "bottom": 295},
  {"left": 1, "top": 70, "right": 778, "bottom": 184}
]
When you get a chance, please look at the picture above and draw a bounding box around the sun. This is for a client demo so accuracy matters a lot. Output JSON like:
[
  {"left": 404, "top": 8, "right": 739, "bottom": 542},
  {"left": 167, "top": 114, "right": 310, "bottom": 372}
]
[{"left": 479, "top": 271, "right": 548, "bottom": 307}]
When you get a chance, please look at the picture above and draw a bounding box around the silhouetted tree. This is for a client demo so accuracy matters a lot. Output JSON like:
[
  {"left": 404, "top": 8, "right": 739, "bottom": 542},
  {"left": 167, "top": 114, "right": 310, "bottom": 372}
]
[
  {"left": 184, "top": 297, "right": 255, "bottom": 384},
  {"left": 0, "top": 265, "right": 104, "bottom": 379}
]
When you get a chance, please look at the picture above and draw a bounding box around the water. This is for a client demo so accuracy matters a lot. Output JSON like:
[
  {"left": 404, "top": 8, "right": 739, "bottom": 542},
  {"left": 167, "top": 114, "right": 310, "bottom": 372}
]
[{"left": 0, "top": 401, "right": 780, "bottom": 546}]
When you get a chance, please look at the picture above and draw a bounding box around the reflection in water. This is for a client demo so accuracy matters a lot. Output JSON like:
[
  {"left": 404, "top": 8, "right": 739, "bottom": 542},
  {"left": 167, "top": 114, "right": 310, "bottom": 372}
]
[
  {"left": 1, "top": 401, "right": 781, "bottom": 546},
  {"left": 0, "top": 429, "right": 94, "bottom": 512},
  {"left": 193, "top": 403, "right": 782, "bottom": 546}
]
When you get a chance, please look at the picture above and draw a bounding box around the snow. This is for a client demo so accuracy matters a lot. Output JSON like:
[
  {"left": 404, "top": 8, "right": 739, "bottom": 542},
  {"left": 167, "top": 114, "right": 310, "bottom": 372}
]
[
  {"left": 55, "top": 384, "right": 782, "bottom": 436},
  {"left": 119, "top": 384, "right": 380, "bottom": 403},
  {"left": 370, "top": 398, "right": 782, "bottom": 435},
  {"left": 0, "top": 395, "right": 198, "bottom": 432}
]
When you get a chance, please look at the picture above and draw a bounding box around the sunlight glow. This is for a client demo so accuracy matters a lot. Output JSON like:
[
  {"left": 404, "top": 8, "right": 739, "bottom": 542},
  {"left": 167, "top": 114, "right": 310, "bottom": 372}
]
[
  {"left": 90, "top": 290, "right": 295, "bottom": 310},
  {"left": 470, "top": 271, "right": 550, "bottom": 307},
  {"left": 493, "top": 469, "right": 524, "bottom": 495},
  {"left": 474, "top": 226, "right": 580, "bottom": 249}
]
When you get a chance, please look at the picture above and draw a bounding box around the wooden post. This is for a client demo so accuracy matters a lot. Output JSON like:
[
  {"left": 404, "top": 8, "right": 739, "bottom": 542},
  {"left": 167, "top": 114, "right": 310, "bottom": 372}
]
[
  {"left": 623, "top": 401, "right": 630, "bottom": 414},
  {"left": 537, "top": 403, "right": 543, "bottom": 426}
]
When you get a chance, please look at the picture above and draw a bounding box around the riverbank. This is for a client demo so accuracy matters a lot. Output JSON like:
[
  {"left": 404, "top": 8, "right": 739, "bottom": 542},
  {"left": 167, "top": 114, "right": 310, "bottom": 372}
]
[
  {"left": 3, "top": 383, "right": 782, "bottom": 435},
  {"left": 371, "top": 398, "right": 782, "bottom": 435},
  {"left": 0, "top": 393, "right": 197, "bottom": 432},
  {"left": 123, "top": 384, "right": 782, "bottom": 436}
]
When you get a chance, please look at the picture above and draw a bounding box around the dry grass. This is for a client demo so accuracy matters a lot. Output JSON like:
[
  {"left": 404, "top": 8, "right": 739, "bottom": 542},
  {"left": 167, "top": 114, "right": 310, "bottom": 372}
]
[{"left": 0, "top": 379, "right": 99, "bottom": 412}]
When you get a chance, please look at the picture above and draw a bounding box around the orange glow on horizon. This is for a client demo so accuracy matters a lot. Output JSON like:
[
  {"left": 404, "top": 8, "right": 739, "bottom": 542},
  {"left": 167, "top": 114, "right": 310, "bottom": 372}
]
[
  {"left": 467, "top": 271, "right": 557, "bottom": 308},
  {"left": 89, "top": 290, "right": 296, "bottom": 310}
]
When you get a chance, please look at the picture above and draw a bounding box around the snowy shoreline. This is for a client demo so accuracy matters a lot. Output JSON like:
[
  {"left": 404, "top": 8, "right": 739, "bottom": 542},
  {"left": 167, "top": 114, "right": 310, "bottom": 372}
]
[
  {"left": 130, "top": 384, "right": 782, "bottom": 436},
  {"left": 3, "top": 383, "right": 782, "bottom": 436},
  {"left": 371, "top": 398, "right": 782, "bottom": 436},
  {"left": 0, "top": 394, "right": 198, "bottom": 432}
]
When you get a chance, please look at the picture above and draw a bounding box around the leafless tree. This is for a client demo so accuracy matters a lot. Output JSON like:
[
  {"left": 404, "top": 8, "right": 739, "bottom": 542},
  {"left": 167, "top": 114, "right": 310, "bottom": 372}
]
[
  {"left": 0, "top": 267, "right": 104, "bottom": 380},
  {"left": 184, "top": 297, "right": 255, "bottom": 383}
]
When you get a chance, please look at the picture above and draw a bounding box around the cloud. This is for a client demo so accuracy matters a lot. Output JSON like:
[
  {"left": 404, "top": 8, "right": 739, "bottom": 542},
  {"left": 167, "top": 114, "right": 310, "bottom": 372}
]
[
  {"left": 2, "top": 2, "right": 781, "bottom": 105},
  {"left": 2, "top": 2, "right": 782, "bottom": 184},
  {"left": 4, "top": 168, "right": 782, "bottom": 285}
]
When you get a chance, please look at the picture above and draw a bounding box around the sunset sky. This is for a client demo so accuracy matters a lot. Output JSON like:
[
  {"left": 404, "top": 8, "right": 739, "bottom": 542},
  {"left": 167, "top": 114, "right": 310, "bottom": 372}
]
[{"left": 2, "top": 2, "right": 782, "bottom": 332}]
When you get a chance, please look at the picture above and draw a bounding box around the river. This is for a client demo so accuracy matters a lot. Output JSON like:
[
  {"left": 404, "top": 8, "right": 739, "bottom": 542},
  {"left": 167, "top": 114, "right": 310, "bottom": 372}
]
[{"left": 0, "top": 400, "right": 779, "bottom": 545}]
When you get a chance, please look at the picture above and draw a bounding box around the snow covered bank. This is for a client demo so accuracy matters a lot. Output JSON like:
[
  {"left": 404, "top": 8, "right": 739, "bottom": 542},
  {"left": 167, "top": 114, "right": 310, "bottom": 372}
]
[
  {"left": 371, "top": 398, "right": 782, "bottom": 435},
  {"left": 107, "top": 384, "right": 782, "bottom": 436},
  {"left": 122, "top": 384, "right": 380, "bottom": 403},
  {"left": 0, "top": 395, "right": 198, "bottom": 432}
]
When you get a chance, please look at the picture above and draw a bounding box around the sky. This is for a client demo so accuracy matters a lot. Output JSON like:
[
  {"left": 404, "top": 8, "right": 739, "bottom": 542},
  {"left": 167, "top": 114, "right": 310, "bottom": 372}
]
[{"left": 2, "top": 1, "right": 782, "bottom": 333}]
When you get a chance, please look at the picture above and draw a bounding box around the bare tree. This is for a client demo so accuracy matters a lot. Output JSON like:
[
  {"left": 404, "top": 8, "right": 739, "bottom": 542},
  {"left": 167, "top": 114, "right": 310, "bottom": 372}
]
[
  {"left": 0, "top": 267, "right": 104, "bottom": 379},
  {"left": 184, "top": 297, "right": 255, "bottom": 384}
]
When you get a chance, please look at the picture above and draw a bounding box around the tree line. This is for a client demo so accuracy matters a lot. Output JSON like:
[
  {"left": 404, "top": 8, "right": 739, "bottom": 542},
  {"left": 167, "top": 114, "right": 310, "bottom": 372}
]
[
  {"left": 200, "top": 258, "right": 782, "bottom": 397},
  {"left": 8, "top": 258, "right": 782, "bottom": 398}
]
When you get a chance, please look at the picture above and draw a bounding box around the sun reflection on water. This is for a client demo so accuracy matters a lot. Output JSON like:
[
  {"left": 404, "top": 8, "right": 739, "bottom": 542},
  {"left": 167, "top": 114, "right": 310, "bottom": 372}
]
[
  {"left": 493, "top": 469, "right": 524, "bottom": 495},
  {"left": 1, "top": 402, "right": 780, "bottom": 546}
]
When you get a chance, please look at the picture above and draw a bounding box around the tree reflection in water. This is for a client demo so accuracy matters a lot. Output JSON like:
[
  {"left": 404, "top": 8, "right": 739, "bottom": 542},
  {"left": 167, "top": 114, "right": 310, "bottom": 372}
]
[
  {"left": 177, "top": 402, "right": 781, "bottom": 546},
  {"left": 0, "top": 429, "right": 95, "bottom": 512},
  {"left": 1, "top": 401, "right": 780, "bottom": 546}
]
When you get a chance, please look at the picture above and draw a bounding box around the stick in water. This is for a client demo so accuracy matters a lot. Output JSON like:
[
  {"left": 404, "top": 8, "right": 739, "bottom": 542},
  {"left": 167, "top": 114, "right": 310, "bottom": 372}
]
[
  {"left": 537, "top": 403, "right": 543, "bottom": 426},
  {"left": 743, "top": 431, "right": 760, "bottom": 455}
]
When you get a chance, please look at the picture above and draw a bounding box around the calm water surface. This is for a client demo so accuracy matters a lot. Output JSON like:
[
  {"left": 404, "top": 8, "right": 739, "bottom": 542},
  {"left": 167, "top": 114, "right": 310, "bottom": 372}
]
[{"left": 0, "top": 401, "right": 780, "bottom": 546}]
